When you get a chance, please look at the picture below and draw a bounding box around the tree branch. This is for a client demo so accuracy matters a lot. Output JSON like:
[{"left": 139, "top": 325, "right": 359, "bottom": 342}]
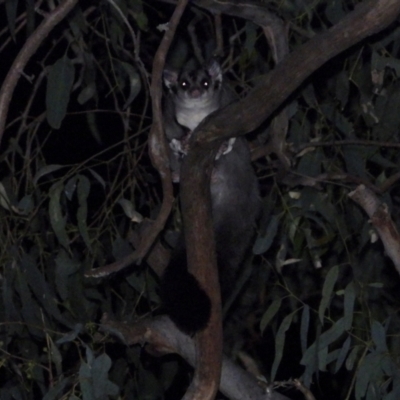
[
  {"left": 349, "top": 185, "right": 400, "bottom": 275},
  {"left": 0, "top": 0, "right": 79, "bottom": 146},
  {"left": 180, "top": 143, "right": 222, "bottom": 400},
  {"left": 85, "top": 0, "right": 189, "bottom": 279},
  {"left": 195, "top": 0, "right": 400, "bottom": 144},
  {"left": 100, "top": 314, "right": 292, "bottom": 400}
]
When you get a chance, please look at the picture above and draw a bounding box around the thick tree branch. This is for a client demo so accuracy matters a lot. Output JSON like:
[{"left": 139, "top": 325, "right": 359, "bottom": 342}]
[
  {"left": 143, "top": 0, "right": 189, "bottom": 267},
  {"left": 148, "top": 2, "right": 224, "bottom": 400},
  {"left": 195, "top": 0, "right": 400, "bottom": 144},
  {"left": 180, "top": 144, "right": 222, "bottom": 400},
  {"left": 100, "top": 314, "right": 292, "bottom": 400}
]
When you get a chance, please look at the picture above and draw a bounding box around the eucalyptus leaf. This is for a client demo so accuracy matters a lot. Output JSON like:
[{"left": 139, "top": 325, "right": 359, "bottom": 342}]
[
  {"left": 15, "top": 266, "right": 43, "bottom": 337},
  {"left": 126, "top": 273, "right": 160, "bottom": 303},
  {"left": 318, "top": 345, "right": 329, "bottom": 371},
  {"left": 17, "top": 194, "right": 34, "bottom": 215},
  {"left": 244, "top": 21, "right": 258, "bottom": 54},
  {"left": 300, "top": 305, "right": 310, "bottom": 355},
  {"left": 85, "top": 345, "right": 95, "bottom": 366},
  {"left": 253, "top": 214, "right": 280, "bottom": 255},
  {"left": 368, "top": 282, "right": 384, "bottom": 288},
  {"left": 92, "top": 354, "right": 119, "bottom": 398},
  {"left": 260, "top": 298, "right": 282, "bottom": 333},
  {"left": 79, "top": 362, "right": 95, "bottom": 400},
  {"left": 355, "top": 352, "right": 385, "bottom": 400},
  {"left": 118, "top": 61, "right": 142, "bottom": 109},
  {"left": 335, "top": 70, "right": 350, "bottom": 108},
  {"left": 55, "top": 250, "right": 81, "bottom": 301},
  {"left": 64, "top": 176, "right": 78, "bottom": 201},
  {"left": 20, "top": 254, "right": 71, "bottom": 327},
  {"left": 2, "top": 269, "right": 21, "bottom": 337},
  {"left": 0, "top": 181, "right": 12, "bottom": 210},
  {"left": 26, "top": 0, "right": 35, "bottom": 34},
  {"left": 85, "top": 115, "right": 102, "bottom": 147},
  {"left": 334, "top": 335, "right": 351, "bottom": 373},
  {"left": 131, "top": 6, "right": 148, "bottom": 31},
  {"left": 33, "top": 165, "right": 64, "bottom": 186},
  {"left": 325, "top": 0, "right": 346, "bottom": 24},
  {"left": 346, "top": 345, "right": 362, "bottom": 371},
  {"left": 344, "top": 281, "right": 356, "bottom": 330},
  {"left": 56, "top": 323, "right": 83, "bottom": 345},
  {"left": 42, "top": 377, "right": 71, "bottom": 400},
  {"left": 48, "top": 339, "right": 63, "bottom": 378},
  {"left": 112, "top": 235, "right": 133, "bottom": 260},
  {"left": 372, "top": 51, "right": 400, "bottom": 77},
  {"left": 301, "top": 318, "right": 345, "bottom": 366},
  {"left": 78, "top": 84, "right": 96, "bottom": 104},
  {"left": 46, "top": 57, "right": 75, "bottom": 129},
  {"left": 371, "top": 320, "right": 387, "bottom": 353},
  {"left": 5, "top": 0, "right": 18, "bottom": 40},
  {"left": 89, "top": 168, "right": 106, "bottom": 189},
  {"left": 49, "top": 182, "right": 69, "bottom": 249},
  {"left": 77, "top": 175, "right": 91, "bottom": 249},
  {"left": 67, "top": 5, "right": 88, "bottom": 38},
  {"left": 271, "top": 311, "right": 296, "bottom": 381},
  {"left": 319, "top": 265, "right": 339, "bottom": 324},
  {"left": 302, "top": 82, "right": 317, "bottom": 107},
  {"left": 343, "top": 145, "right": 367, "bottom": 178}
]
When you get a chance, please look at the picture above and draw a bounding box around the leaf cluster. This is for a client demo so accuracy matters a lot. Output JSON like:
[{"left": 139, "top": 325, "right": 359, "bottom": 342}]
[{"left": 0, "top": 0, "right": 400, "bottom": 399}]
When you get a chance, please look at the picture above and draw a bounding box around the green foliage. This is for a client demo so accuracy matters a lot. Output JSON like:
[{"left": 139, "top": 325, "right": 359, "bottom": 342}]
[
  {"left": 1, "top": 0, "right": 400, "bottom": 399},
  {"left": 46, "top": 57, "right": 75, "bottom": 129}
]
